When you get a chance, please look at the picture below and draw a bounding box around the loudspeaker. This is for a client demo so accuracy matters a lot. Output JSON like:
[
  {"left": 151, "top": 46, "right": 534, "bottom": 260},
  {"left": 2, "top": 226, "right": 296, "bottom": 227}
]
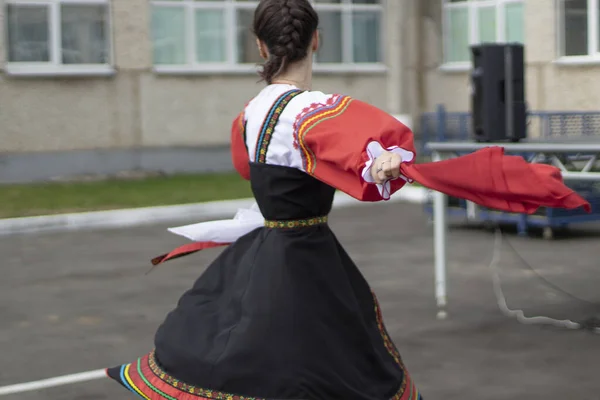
[{"left": 470, "top": 43, "right": 526, "bottom": 142}]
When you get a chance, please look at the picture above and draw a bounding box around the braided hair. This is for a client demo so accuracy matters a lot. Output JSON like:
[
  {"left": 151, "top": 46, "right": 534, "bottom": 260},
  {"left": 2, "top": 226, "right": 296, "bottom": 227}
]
[{"left": 253, "top": 0, "right": 319, "bottom": 84}]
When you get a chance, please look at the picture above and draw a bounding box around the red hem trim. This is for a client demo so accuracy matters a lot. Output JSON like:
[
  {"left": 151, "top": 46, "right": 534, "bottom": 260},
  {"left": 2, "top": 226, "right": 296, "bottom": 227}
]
[{"left": 151, "top": 242, "right": 230, "bottom": 266}]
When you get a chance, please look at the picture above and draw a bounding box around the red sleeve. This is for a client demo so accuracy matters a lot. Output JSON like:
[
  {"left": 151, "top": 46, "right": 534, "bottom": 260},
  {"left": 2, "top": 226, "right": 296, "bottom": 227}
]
[
  {"left": 230, "top": 111, "right": 250, "bottom": 180},
  {"left": 295, "top": 96, "right": 416, "bottom": 201}
]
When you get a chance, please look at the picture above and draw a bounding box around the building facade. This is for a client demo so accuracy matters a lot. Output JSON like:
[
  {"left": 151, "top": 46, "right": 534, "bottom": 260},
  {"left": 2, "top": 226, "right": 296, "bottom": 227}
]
[
  {"left": 421, "top": 0, "right": 600, "bottom": 115},
  {"left": 0, "top": 0, "right": 598, "bottom": 181}
]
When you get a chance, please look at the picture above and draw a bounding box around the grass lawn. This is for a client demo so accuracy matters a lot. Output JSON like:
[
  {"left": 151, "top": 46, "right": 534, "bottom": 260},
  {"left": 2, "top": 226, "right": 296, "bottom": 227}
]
[
  {"left": 0, "top": 170, "right": 425, "bottom": 219},
  {"left": 0, "top": 172, "right": 253, "bottom": 219}
]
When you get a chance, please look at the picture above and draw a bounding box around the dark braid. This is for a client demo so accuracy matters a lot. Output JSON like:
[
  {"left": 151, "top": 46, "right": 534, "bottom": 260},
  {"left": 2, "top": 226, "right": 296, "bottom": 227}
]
[{"left": 253, "top": 0, "right": 319, "bottom": 84}]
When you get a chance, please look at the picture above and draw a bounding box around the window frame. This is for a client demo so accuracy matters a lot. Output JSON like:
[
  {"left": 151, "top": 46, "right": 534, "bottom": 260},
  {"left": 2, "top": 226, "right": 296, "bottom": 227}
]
[
  {"left": 150, "top": 0, "right": 387, "bottom": 75},
  {"left": 440, "top": 0, "right": 524, "bottom": 71},
  {"left": 3, "top": 0, "right": 114, "bottom": 77},
  {"left": 555, "top": 0, "right": 600, "bottom": 64}
]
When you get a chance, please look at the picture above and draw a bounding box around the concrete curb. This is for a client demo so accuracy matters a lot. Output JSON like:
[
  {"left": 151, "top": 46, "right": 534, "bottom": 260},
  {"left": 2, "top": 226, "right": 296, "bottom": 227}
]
[{"left": 0, "top": 186, "right": 428, "bottom": 236}]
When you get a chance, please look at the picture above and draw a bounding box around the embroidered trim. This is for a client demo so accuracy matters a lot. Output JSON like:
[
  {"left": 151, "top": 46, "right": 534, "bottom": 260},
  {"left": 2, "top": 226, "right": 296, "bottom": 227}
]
[
  {"left": 239, "top": 112, "right": 248, "bottom": 152},
  {"left": 293, "top": 95, "right": 353, "bottom": 174},
  {"left": 264, "top": 215, "right": 328, "bottom": 229},
  {"left": 292, "top": 94, "right": 343, "bottom": 148},
  {"left": 147, "top": 351, "right": 262, "bottom": 399},
  {"left": 255, "top": 89, "right": 303, "bottom": 163},
  {"left": 372, "top": 291, "right": 421, "bottom": 400},
  {"left": 238, "top": 99, "right": 252, "bottom": 154}
]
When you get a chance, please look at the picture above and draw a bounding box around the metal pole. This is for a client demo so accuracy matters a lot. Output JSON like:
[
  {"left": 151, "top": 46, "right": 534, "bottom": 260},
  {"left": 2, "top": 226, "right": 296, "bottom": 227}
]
[
  {"left": 466, "top": 201, "right": 478, "bottom": 220},
  {"left": 426, "top": 141, "right": 600, "bottom": 153},
  {"left": 431, "top": 150, "right": 448, "bottom": 319}
]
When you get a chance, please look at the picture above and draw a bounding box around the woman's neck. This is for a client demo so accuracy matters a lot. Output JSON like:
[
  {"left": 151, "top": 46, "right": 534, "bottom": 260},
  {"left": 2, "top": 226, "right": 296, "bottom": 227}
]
[{"left": 271, "top": 58, "right": 313, "bottom": 90}]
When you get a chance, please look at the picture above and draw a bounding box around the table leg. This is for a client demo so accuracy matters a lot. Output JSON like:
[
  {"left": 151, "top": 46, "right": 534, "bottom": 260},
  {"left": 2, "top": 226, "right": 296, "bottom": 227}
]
[{"left": 432, "top": 151, "right": 448, "bottom": 319}]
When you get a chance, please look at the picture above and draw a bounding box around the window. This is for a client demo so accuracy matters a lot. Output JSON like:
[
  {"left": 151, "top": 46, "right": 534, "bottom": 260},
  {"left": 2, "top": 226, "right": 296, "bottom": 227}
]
[
  {"left": 150, "top": 0, "right": 384, "bottom": 73},
  {"left": 558, "top": 0, "right": 600, "bottom": 58},
  {"left": 442, "top": 0, "right": 524, "bottom": 64},
  {"left": 5, "top": 0, "right": 112, "bottom": 76}
]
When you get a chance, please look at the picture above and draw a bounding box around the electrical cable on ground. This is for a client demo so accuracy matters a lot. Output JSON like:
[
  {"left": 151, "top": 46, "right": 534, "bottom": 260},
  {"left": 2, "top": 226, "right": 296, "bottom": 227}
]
[{"left": 488, "top": 227, "right": 600, "bottom": 333}]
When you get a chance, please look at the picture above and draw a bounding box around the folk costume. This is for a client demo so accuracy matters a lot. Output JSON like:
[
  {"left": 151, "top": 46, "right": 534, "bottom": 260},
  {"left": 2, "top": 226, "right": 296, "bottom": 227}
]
[{"left": 106, "top": 84, "right": 590, "bottom": 400}]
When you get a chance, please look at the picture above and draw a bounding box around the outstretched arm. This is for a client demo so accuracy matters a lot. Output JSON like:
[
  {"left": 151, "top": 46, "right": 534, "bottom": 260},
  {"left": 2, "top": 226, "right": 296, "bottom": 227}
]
[{"left": 295, "top": 93, "right": 590, "bottom": 213}]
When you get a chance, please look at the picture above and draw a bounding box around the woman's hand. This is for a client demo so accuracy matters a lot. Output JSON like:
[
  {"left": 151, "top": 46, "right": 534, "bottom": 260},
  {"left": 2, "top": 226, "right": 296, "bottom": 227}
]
[{"left": 370, "top": 151, "right": 402, "bottom": 184}]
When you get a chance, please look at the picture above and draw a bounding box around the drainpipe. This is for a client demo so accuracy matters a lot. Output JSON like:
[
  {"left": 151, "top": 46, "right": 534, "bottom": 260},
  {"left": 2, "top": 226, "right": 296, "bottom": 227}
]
[
  {"left": 386, "top": 0, "right": 413, "bottom": 130},
  {"left": 415, "top": 0, "right": 426, "bottom": 125}
]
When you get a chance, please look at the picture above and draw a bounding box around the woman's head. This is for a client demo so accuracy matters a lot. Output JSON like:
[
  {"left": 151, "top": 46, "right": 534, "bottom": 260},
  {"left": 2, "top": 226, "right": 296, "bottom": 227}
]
[{"left": 253, "top": 0, "right": 319, "bottom": 84}]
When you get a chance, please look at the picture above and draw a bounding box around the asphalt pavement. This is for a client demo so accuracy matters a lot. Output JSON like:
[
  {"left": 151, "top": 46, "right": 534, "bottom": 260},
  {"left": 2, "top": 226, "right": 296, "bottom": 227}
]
[{"left": 1, "top": 202, "right": 599, "bottom": 399}]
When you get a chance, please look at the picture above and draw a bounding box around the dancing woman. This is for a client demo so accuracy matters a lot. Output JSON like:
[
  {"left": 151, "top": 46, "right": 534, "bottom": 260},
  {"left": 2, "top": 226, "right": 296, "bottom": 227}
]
[{"left": 106, "top": 0, "right": 589, "bottom": 399}]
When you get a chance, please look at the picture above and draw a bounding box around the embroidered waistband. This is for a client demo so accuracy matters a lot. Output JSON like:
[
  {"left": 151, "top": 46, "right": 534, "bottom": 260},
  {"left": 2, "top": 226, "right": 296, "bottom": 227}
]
[{"left": 264, "top": 215, "right": 328, "bottom": 229}]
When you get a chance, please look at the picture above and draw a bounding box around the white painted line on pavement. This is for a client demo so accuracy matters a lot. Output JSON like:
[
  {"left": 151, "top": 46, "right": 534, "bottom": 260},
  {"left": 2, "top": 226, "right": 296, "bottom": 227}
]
[{"left": 0, "top": 369, "right": 107, "bottom": 396}]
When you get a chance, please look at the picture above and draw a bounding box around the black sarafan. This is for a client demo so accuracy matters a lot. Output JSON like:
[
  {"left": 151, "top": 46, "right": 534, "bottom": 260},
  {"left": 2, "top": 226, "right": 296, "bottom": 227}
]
[{"left": 106, "top": 85, "right": 422, "bottom": 400}]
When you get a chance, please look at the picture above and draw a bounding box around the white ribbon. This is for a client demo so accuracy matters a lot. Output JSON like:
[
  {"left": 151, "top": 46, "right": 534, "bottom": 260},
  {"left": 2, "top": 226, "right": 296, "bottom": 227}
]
[{"left": 168, "top": 203, "right": 265, "bottom": 243}]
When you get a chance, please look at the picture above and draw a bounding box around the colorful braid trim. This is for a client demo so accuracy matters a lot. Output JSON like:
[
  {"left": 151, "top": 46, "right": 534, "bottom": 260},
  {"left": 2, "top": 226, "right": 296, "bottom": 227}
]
[
  {"left": 292, "top": 94, "right": 353, "bottom": 174},
  {"left": 255, "top": 89, "right": 303, "bottom": 163},
  {"left": 372, "top": 291, "right": 422, "bottom": 400},
  {"left": 239, "top": 112, "right": 248, "bottom": 152},
  {"left": 109, "top": 351, "right": 264, "bottom": 399},
  {"left": 292, "top": 94, "right": 344, "bottom": 146},
  {"left": 264, "top": 215, "right": 328, "bottom": 229}
]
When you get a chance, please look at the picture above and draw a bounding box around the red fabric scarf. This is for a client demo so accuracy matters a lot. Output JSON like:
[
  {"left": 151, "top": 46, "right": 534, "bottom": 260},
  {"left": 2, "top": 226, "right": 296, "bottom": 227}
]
[{"left": 401, "top": 146, "right": 591, "bottom": 214}]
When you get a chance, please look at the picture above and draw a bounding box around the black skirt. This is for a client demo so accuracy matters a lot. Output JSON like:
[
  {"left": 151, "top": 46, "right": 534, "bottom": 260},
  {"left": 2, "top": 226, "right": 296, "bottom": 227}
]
[{"left": 106, "top": 164, "right": 422, "bottom": 400}]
